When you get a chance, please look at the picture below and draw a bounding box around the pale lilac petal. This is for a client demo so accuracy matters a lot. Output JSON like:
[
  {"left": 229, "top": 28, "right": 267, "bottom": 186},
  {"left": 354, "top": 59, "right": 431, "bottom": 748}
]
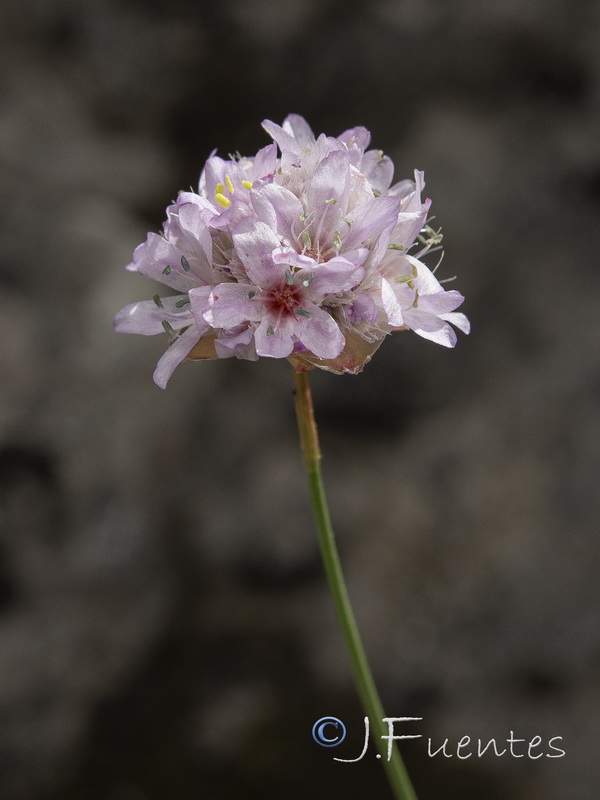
[
  {"left": 272, "top": 248, "right": 315, "bottom": 270},
  {"left": 282, "top": 114, "right": 315, "bottom": 148},
  {"left": 381, "top": 278, "right": 404, "bottom": 326},
  {"left": 251, "top": 184, "right": 303, "bottom": 242},
  {"left": 255, "top": 314, "right": 295, "bottom": 358},
  {"left": 388, "top": 179, "right": 416, "bottom": 199},
  {"left": 411, "top": 257, "right": 443, "bottom": 295},
  {"left": 391, "top": 205, "right": 431, "bottom": 249},
  {"left": 337, "top": 126, "right": 371, "bottom": 165},
  {"left": 346, "top": 293, "right": 379, "bottom": 325},
  {"left": 262, "top": 119, "right": 301, "bottom": 154},
  {"left": 215, "top": 324, "right": 255, "bottom": 351},
  {"left": 293, "top": 303, "right": 345, "bottom": 359},
  {"left": 250, "top": 143, "right": 278, "bottom": 182},
  {"left": 307, "top": 150, "right": 350, "bottom": 211},
  {"left": 188, "top": 285, "right": 213, "bottom": 329},
  {"left": 441, "top": 312, "right": 471, "bottom": 334},
  {"left": 153, "top": 326, "right": 202, "bottom": 389},
  {"left": 232, "top": 218, "right": 282, "bottom": 286},
  {"left": 306, "top": 150, "right": 351, "bottom": 242},
  {"left": 402, "top": 169, "right": 426, "bottom": 213},
  {"left": 360, "top": 149, "right": 394, "bottom": 193},
  {"left": 409, "top": 319, "right": 458, "bottom": 348},
  {"left": 114, "top": 297, "right": 193, "bottom": 335},
  {"left": 204, "top": 283, "right": 263, "bottom": 328},
  {"left": 418, "top": 290, "right": 465, "bottom": 315},
  {"left": 305, "top": 257, "right": 364, "bottom": 298},
  {"left": 128, "top": 234, "right": 200, "bottom": 292},
  {"left": 341, "top": 196, "right": 401, "bottom": 252}
]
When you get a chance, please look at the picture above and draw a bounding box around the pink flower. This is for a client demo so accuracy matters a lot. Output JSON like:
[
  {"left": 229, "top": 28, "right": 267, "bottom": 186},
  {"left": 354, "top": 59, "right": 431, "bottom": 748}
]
[{"left": 114, "top": 115, "right": 469, "bottom": 387}]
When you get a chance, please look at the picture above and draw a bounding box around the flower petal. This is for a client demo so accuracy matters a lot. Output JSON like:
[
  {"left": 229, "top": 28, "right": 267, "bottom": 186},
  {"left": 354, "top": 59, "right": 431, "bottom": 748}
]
[
  {"left": 254, "top": 313, "right": 295, "bottom": 358},
  {"left": 341, "top": 196, "right": 401, "bottom": 253},
  {"left": 262, "top": 119, "right": 301, "bottom": 154},
  {"left": 441, "top": 312, "right": 471, "bottom": 334},
  {"left": 113, "top": 297, "right": 194, "bottom": 335},
  {"left": 251, "top": 143, "right": 278, "bottom": 181},
  {"left": 360, "top": 149, "right": 394, "bottom": 193},
  {"left": 127, "top": 233, "right": 200, "bottom": 292},
  {"left": 282, "top": 114, "right": 315, "bottom": 148},
  {"left": 293, "top": 303, "right": 345, "bottom": 359},
  {"left": 305, "top": 257, "right": 365, "bottom": 298},
  {"left": 153, "top": 326, "right": 202, "bottom": 389},
  {"left": 203, "top": 282, "right": 263, "bottom": 329},
  {"left": 306, "top": 150, "right": 351, "bottom": 243},
  {"left": 417, "top": 290, "right": 465, "bottom": 315},
  {"left": 251, "top": 184, "right": 303, "bottom": 243},
  {"left": 337, "top": 126, "right": 371, "bottom": 165},
  {"left": 232, "top": 218, "right": 281, "bottom": 287},
  {"left": 381, "top": 277, "right": 404, "bottom": 326}
]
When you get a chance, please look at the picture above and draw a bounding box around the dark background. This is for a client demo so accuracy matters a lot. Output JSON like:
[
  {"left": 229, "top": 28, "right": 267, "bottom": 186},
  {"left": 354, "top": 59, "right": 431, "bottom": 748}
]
[{"left": 1, "top": 1, "right": 599, "bottom": 799}]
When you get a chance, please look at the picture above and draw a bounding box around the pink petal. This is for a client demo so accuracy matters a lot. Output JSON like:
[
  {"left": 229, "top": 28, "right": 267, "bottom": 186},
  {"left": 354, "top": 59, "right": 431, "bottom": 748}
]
[
  {"left": 441, "top": 312, "right": 471, "bottom": 334},
  {"left": 254, "top": 313, "right": 295, "bottom": 358},
  {"left": 282, "top": 114, "right": 315, "bottom": 148},
  {"left": 381, "top": 277, "right": 404, "bottom": 326},
  {"left": 114, "top": 297, "right": 194, "bottom": 335},
  {"left": 203, "top": 283, "right": 264, "bottom": 329},
  {"left": 360, "top": 149, "right": 395, "bottom": 193},
  {"left": 128, "top": 234, "right": 200, "bottom": 292},
  {"left": 418, "top": 290, "right": 465, "bottom": 315},
  {"left": 251, "top": 184, "right": 303, "bottom": 242},
  {"left": 261, "top": 119, "right": 301, "bottom": 154},
  {"left": 305, "top": 257, "right": 365, "bottom": 298},
  {"left": 251, "top": 143, "right": 278, "bottom": 181},
  {"left": 293, "top": 303, "right": 345, "bottom": 360},
  {"left": 153, "top": 326, "right": 202, "bottom": 389},
  {"left": 232, "top": 218, "right": 282, "bottom": 287},
  {"left": 341, "top": 196, "right": 401, "bottom": 253}
]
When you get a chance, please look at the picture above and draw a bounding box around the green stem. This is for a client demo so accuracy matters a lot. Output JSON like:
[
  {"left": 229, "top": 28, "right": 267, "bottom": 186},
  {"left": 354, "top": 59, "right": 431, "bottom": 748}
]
[{"left": 292, "top": 369, "right": 418, "bottom": 800}]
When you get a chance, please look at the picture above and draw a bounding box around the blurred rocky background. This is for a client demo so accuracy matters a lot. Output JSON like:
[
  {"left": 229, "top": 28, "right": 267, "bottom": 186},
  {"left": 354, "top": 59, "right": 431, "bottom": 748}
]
[{"left": 1, "top": 0, "right": 599, "bottom": 798}]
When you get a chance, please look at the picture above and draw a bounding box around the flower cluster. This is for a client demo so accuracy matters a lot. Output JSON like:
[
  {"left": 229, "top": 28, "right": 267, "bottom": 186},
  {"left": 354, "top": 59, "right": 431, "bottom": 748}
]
[{"left": 114, "top": 115, "right": 469, "bottom": 387}]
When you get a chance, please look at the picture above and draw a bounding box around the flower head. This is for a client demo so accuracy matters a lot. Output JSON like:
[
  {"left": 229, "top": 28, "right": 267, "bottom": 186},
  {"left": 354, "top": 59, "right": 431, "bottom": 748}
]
[{"left": 115, "top": 115, "right": 469, "bottom": 387}]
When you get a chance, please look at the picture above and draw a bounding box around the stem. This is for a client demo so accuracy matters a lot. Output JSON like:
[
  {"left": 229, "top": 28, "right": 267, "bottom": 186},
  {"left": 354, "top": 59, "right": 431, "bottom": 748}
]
[{"left": 293, "top": 369, "right": 418, "bottom": 800}]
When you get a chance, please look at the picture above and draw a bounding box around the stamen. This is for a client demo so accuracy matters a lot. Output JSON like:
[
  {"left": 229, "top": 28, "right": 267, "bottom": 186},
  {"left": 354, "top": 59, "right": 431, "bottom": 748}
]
[
  {"left": 225, "top": 175, "right": 235, "bottom": 194},
  {"left": 333, "top": 231, "right": 341, "bottom": 253},
  {"left": 215, "top": 193, "right": 231, "bottom": 208},
  {"left": 285, "top": 269, "right": 294, "bottom": 285},
  {"left": 300, "top": 231, "right": 311, "bottom": 250},
  {"left": 302, "top": 273, "right": 314, "bottom": 287},
  {"left": 175, "top": 298, "right": 190, "bottom": 308},
  {"left": 294, "top": 309, "right": 312, "bottom": 318},
  {"left": 153, "top": 294, "right": 164, "bottom": 309},
  {"left": 162, "top": 265, "right": 172, "bottom": 275},
  {"left": 242, "top": 180, "right": 253, "bottom": 190},
  {"left": 267, "top": 325, "right": 275, "bottom": 336},
  {"left": 248, "top": 289, "right": 256, "bottom": 299},
  {"left": 388, "top": 243, "right": 406, "bottom": 251},
  {"left": 162, "top": 320, "right": 176, "bottom": 340},
  {"left": 181, "top": 255, "right": 191, "bottom": 271}
]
